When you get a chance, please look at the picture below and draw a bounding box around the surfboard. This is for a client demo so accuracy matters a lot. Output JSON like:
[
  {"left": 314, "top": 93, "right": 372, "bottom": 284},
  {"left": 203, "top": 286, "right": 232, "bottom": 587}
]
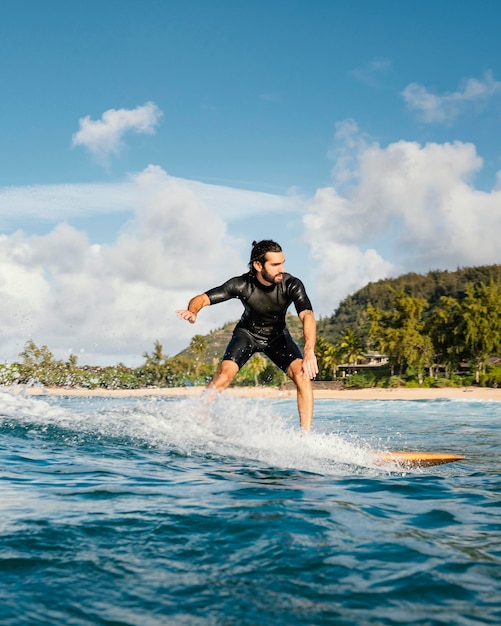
[{"left": 375, "top": 451, "right": 465, "bottom": 468}]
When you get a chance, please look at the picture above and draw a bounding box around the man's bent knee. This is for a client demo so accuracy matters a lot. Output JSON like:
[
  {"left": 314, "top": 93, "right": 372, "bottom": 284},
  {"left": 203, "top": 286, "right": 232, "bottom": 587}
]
[{"left": 287, "top": 359, "right": 311, "bottom": 388}]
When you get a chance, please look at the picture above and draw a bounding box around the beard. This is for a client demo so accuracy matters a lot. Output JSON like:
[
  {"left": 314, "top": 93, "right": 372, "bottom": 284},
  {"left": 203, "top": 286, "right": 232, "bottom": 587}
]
[{"left": 261, "top": 268, "right": 283, "bottom": 284}]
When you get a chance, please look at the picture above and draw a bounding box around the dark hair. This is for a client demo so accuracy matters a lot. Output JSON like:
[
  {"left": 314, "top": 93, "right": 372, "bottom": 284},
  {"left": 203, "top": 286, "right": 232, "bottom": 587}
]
[{"left": 248, "top": 240, "right": 282, "bottom": 273}]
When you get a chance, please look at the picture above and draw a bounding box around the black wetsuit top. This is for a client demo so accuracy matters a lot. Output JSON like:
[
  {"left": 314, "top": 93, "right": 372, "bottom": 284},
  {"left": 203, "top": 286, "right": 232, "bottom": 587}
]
[{"left": 205, "top": 272, "right": 313, "bottom": 371}]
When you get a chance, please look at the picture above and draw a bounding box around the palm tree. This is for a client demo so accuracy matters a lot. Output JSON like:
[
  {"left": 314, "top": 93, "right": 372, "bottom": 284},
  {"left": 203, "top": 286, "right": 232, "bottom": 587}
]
[
  {"left": 315, "top": 337, "right": 338, "bottom": 380},
  {"left": 189, "top": 334, "right": 208, "bottom": 378},
  {"left": 337, "top": 328, "right": 365, "bottom": 374},
  {"left": 246, "top": 354, "right": 267, "bottom": 386},
  {"left": 142, "top": 340, "right": 169, "bottom": 385}
]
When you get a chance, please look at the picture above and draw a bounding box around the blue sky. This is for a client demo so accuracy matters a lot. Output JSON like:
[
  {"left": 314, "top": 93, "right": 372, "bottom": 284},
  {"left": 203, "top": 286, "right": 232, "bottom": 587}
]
[{"left": 1, "top": 0, "right": 501, "bottom": 365}]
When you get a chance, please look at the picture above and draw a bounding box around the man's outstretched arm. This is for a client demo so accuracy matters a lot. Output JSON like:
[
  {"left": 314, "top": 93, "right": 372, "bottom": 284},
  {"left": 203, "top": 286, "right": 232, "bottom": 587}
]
[
  {"left": 176, "top": 293, "right": 211, "bottom": 324},
  {"left": 298, "top": 309, "right": 319, "bottom": 379}
]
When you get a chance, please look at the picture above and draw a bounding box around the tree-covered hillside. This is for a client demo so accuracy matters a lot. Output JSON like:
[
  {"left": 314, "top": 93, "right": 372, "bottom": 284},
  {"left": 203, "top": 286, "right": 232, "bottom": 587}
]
[{"left": 317, "top": 264, "right": 501, "bottom": 345}]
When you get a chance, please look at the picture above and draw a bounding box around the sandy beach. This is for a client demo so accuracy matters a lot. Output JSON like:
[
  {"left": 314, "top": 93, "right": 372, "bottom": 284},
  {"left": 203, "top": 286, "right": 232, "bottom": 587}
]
[{"left": 16, "top": 384, "right": 501, "bottom": 402}]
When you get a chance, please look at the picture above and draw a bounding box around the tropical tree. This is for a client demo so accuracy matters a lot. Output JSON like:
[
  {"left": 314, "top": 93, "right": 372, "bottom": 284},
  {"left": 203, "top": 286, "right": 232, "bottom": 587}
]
[
  {"left": 18, "top": 339, "right": 66, "bottom": 385},
  {"left": 189, "top": 334, "right": 208, "bottom": 378},
  {"left": 64, "top": 353, "right": 81, "bottom": 386},
  {"left": 19, "top": 339, "right": 55, "bottom": 370},
  {"left": 315, "top": 337, "right": 338, "bottom": 380},
  {"left": 163, "top": 355, "right": 196, "bottom": 386},
  {"left": 460, "top": 281, "right": 501, "bottom": 383},
  {"left": 427, "top": 295, "right": 465, "bottom": 377},
  {"left": 239, "top": 354, "right": 267, "bottom": 386},
  {"left": 142, "top": 340, "right": 170, "bottom": 386},
  {"left": 336, "top": 328, "right": 365, "bottom": 373},
  {"left": 368, "top": 292, "right": 434, "bottom": 383}
]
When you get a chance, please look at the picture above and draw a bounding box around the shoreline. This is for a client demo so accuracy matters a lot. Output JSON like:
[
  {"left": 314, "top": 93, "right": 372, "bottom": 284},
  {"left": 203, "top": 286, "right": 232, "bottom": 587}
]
[{"left": 9, "top": 384, "right": 501, "bottom": 402}]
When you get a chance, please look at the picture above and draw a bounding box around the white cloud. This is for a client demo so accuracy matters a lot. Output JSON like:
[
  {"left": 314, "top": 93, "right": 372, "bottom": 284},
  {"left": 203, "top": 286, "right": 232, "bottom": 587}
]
[
  {"left": 0, "top": 166, "right": 301, "bottom": 366},
  {"left": 304, "top": 187, "right": 394, "bottom": 311},
  {"left": 71, "top": 102, "right": 163, "bottom": 166},
  {"left": 0, "top": 172, "right": 295, "bottom": 228},
  {"left": 305, "top": 126, "right": 501, "bottom": 313},
  {"left": 328, "top": 119, "right": 368, "bottom": 186},
  {"left": 402, "top": 71, "right": 501, "bottom": 123},
  {"left": 0, "top": 182, "right": 136, "bottom": 228},
  {"left": 5, "top": 131, "right": 500, "bottom": 366},
  {"left": 108, "top": 165, "right": 243, "bottom": 290}
]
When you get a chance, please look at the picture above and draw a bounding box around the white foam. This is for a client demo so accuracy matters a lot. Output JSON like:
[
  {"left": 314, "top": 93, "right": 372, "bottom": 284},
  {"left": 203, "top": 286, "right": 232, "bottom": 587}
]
[{"left": 0, "top": 390, "right": 380, "bottom": 475}]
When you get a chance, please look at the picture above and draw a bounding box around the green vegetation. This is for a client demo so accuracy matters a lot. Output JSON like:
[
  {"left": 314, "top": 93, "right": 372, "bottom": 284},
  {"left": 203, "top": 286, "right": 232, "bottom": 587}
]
[
  {"left": 367, "top": 292, "right": 434, "bottom": 384},
  {"left": 1, "top": 265, "right": 500, "bottom": 390},
  {"left": 0, "top": 338, "right": 208, "bottom": 390},
  {"left": 317, "top": 264, "right": 501, "bottom": 344},
  {"left": 312, "top": 264, "right": 501, "bottom": 388}
]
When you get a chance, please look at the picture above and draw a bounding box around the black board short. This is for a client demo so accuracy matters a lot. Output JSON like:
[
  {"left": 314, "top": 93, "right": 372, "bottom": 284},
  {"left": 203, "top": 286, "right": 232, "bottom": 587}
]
[{"left": 222, "top": 327, "right": 303, "bottom": 373}]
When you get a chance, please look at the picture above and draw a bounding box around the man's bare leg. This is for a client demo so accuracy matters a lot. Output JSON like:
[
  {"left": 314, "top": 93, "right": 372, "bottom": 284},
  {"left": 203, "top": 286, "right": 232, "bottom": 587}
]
[
  {"left": 287, "top": 359, "right": 314, "bottom": 431},
  {"left": 208, "top": 360, "right": 239, "bottom": 393}
]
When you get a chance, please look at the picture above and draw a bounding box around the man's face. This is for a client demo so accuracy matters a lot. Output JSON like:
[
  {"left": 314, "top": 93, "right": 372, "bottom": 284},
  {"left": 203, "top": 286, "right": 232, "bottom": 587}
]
[{"left": 254, "top": 251, "right": 285, "bottom": 285}]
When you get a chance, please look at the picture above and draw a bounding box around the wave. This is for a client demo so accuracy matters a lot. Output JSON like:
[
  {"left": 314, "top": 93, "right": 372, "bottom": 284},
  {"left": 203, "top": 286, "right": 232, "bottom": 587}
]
[{"left": 0, "top": 390, "right": 384, "bottom": 476}]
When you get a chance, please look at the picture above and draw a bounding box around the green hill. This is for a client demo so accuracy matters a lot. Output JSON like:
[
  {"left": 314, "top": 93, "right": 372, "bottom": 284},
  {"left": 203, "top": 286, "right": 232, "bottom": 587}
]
[{"left": 317, "top": 264, "right": 501, "bottom": 344}]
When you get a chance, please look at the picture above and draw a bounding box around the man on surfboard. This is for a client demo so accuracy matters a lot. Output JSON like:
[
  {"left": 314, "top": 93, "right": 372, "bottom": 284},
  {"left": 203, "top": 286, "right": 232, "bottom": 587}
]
[{"left": 176, "top": 240, "right": 318, "bottom": 431}]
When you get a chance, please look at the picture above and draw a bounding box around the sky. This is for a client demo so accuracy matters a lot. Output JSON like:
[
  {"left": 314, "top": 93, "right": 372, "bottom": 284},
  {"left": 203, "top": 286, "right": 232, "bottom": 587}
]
[{"left": 1, "top": 0, "right": 501, "bottom": 366}]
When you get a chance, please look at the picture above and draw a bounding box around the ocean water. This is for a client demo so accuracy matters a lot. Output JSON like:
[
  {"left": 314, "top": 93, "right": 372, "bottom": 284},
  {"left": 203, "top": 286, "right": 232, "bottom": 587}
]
[{"left": 0, "top": 389, "right": 499, "bottom": 626}]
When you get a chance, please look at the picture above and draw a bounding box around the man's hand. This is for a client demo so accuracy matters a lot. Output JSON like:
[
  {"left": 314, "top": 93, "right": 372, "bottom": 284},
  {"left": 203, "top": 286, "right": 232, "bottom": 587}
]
[
  {"left": 298, "top": 310, "right": 318, "bottom": 380},
  {"left": 301, "top": 348, "right": 319, "bottom": 380},
  {"left": 176, "top": 294, "right": 210, "bottom": 324},
  {"left": 176, "top": 309, "right": 197, "bottom": 324}
]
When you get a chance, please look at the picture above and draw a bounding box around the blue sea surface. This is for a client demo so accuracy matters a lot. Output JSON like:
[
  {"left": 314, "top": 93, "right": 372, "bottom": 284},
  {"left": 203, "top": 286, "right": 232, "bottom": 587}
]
[{"left": 0, "top": 389, "right": 499, "bottom": 625}]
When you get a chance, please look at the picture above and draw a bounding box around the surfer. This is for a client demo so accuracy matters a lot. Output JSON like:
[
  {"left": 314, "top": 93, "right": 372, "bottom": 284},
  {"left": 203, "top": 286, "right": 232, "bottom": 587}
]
[{"left": 176, "top": 240, "right": 318, "bottom": 431}]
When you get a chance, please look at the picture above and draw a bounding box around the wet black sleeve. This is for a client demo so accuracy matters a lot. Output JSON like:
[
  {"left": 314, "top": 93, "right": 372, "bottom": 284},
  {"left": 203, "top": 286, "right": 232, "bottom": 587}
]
[
  {"left": 205, "top": 276, "right": 246, "bottom": 305},
  {"left": 287, "top": 277, "right": 313, "bottom": 316}
]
